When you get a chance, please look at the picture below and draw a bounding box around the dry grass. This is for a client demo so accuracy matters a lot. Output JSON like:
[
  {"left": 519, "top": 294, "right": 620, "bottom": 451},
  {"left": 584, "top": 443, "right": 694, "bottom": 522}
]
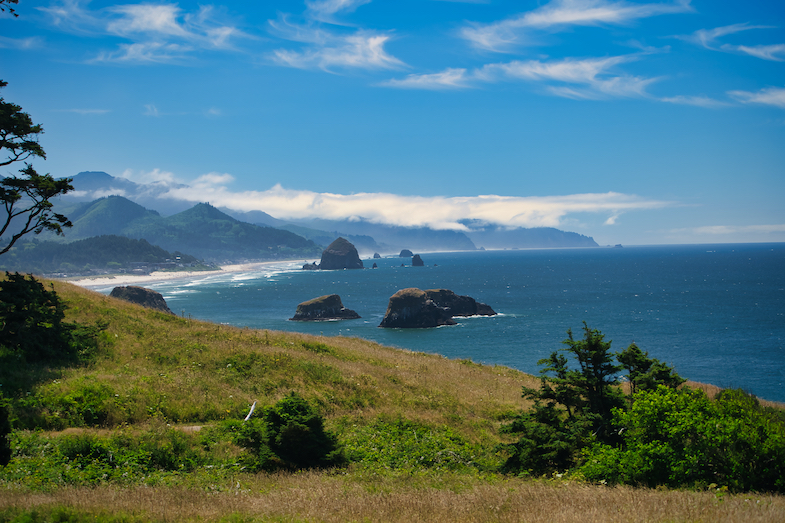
[{"left": 2, "top": 473, "right": 784, "bottom": 523}]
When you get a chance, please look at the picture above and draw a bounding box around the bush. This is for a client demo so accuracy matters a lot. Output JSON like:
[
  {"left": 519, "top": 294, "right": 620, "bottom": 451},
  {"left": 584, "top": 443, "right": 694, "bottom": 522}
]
[
  {"left": 231, "top": 393, "right": 344, "bottom": 471},
  {"left": 580, "top": 386, "right": 785, "bottom": 492}
]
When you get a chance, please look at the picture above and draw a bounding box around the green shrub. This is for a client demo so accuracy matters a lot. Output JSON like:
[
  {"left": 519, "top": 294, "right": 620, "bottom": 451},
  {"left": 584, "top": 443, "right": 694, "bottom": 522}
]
[
  {"left": 580, "top": 386, "right": 785, "bottom": 492},
  {"left": 230, "top": 392, "right": 344, "bottom": 471}
]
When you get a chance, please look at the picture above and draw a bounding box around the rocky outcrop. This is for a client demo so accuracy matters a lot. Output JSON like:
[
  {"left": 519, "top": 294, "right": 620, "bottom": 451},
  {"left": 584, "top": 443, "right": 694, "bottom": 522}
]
[
  {"left": 373, "top": 252, "right": 381, "bottom": 259},
  {"left": 424, "top": 289, "right": 496, "bottom": 317},
  {"left": 378, "top": 288, "right": 456, "bottom": 328},
  {"left": 316, "top": 237, "right": 364, "bottom": 270},
  {"left": 110, "top": 285, "right": 173, "bottom": 314},
  {"left": 372, "top": 262, "right": 378, "bottom": 268},
  {"left": 302, "top": 262, "right": 319, "bottom": 270},
  {"left": 399, "top": 249, "right": 413, "bottom": 257},
  {"left": 290, "top": 294, "right": 360, "bottom": 321},
  {"left": 412, "top": 254, "right": 424, "bottom": 266}
]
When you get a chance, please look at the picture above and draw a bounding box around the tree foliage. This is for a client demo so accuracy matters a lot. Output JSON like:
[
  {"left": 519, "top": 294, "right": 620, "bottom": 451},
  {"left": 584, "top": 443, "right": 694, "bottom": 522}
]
[
  {"left": 1, "top": 81, "right": 73, "bottom": 256},
  {"left": 0, "top": 272, "right": 101, "bottom": 362},
  {"left": 0, "top": 1, "right": 19, "bottom": 18},
  {"left": 501, "top": 323, "right": 682, "bottom": 476}
]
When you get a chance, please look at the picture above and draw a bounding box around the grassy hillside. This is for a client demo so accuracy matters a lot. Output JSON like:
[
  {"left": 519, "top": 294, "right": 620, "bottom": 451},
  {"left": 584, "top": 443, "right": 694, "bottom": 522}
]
[{"left": 1, "top": 281, "right": 784, "bottom": 522}]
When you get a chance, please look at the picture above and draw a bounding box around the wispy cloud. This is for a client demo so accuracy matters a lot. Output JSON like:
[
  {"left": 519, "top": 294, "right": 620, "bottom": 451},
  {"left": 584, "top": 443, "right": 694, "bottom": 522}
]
[
  {"left": 0, "top": 36, "right": 43, "bottom": 49},
  {"left": 679, "top": 23, "right": 785, "bottom": 61},
  {"left": 92, "top": 41, "right": 193, "bottom": 64},
  {"left": 272, "top": 31, "right": 404, "bottom": 71},
  {"left": 306, "top": 0, "right": 371, "bottom": 23},
  {"left": 461, "top": 0, "right": 692, "bottom": 52},
  {"left": 268, "top": 7, "right": 404, "bottom": 72},
  {"left": 39, "top": 1, "right": 250, "bottom": 64},
  {"left": 143, "top": 104, "right": 160, "bottom": 117},
  {"left": 382, "top": 68, "right": 471, "bottom": 89},
  {"left": 129, "top": 170, "right": 672, "bottom": 230},
  {"left": 659, "top": 95, "right": 728, "bottom": 107},
  {"left": 385, "top": 53, "right": 657, "bottom": 99},
  {"left": 728, "top": 86, "right": 785, "bottom": 109}
]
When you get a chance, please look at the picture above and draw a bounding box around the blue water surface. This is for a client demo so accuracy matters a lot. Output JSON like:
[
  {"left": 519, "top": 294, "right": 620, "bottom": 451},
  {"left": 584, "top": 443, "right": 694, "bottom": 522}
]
[{"left": 92, "top": 244, "right": 785, "bottom": 402}]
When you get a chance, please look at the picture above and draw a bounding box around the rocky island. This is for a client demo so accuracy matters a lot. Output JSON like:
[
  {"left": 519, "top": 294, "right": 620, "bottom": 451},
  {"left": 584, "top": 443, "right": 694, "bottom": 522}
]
[
  {"left": 378, "top": 288, "right": 456, "bottom": 328},
  {"left": 109, "top": 285, "right": 173, "bottom": 314},
  {"left": 302, "top": 237, "right": 364, "bottom": 270},
  {"left": 290, "top": 294, "right": 361, "bottom": 321},
  {"left": 379, "top": 288, "right": 496, "bottom": 328}
]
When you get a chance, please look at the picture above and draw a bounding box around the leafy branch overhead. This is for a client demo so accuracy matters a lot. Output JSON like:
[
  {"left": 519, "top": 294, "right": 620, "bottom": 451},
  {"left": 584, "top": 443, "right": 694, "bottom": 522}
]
[{"left": 0, "top": 80, "right": 73, "bottom": 256}]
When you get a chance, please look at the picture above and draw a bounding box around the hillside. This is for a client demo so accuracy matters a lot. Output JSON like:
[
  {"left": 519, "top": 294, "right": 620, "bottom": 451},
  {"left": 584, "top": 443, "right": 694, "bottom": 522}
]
[
  {"left": 0, "top": 235, "right": 201, "bottom": 275},
  {"left": 46, "top": 196, "right": 322, "bottom": 262},
  {"left": 1, "top": 281, "right": 783, "bottom": 522}
]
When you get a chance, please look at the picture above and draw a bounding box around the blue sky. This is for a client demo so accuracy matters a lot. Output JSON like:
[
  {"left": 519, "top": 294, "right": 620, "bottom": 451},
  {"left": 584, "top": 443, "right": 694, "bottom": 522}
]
[{"left": 2, "top": 0, "right": 784, "bottom": 245}]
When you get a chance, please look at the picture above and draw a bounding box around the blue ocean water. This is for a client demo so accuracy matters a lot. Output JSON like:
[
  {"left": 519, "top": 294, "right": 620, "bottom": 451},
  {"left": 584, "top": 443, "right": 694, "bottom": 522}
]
[{"left": 92, "top": 244, "right": 785, "bottom": 402}]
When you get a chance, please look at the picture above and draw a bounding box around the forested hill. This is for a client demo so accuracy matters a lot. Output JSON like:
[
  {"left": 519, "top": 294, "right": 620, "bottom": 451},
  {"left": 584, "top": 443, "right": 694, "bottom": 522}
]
[
  {"left": 48, "top": 196, "right": 322, "bottom": 262},
  {"left": 0, "top": 235, "right": 200, "bottom": 275}
]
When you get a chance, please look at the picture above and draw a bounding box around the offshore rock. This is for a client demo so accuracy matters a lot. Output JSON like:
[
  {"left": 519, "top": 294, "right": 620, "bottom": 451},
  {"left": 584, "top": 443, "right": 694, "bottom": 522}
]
[
  {"left": 399, "top": 249, "right": 414, "bottom": 257},
  {"left": 379, "top": 288, "right": 456, "bottom": 328},
  {"left": 290, "top": 294, "right": 360, "bottom": 321},
  {"left": 373, "top": 252, "right": 381, "bottom": 259},
  {"left": 425, "top": 289, "right": 497, "bottom": 317},
  {"left": 319, "top": 237, "right": 364, "bottom": 270},
  {"left": 110, "top": 285, "right": 173, "bottom": 314},
  {"left": 412, "top": 254, "right": 424, "bottom": 266},
  {"left": 302, "top": 262, "right": 319, "bottom": 270},
  {"left": 372, "top": 262, "right": 378, "bottom": 268}
]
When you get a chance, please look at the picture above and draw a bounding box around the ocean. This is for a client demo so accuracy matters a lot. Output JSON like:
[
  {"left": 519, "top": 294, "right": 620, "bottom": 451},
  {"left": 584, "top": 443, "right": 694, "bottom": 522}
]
[{"left": 92, "top": 243, "right": 785, "bottom": 403}]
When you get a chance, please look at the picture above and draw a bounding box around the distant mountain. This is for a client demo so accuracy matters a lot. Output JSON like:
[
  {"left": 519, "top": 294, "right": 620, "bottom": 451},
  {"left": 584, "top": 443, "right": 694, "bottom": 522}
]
[
  {"left": 465, "top": 224, "right": 599, "bottom": 249},
  {"left": 47, "top": 196, "right": 322, "bottom": 262},
  {"left": 0, "top": 235, "right": 201, "bottom": 275},
  {"left": 278, "top": 224, "right": 381, "bottom": 255},
  {"left": 288, "top": 218, "right": 477, "bottom": 253},
  {"left": 64, "top": 171, "right": 194, "bottom": 215}
]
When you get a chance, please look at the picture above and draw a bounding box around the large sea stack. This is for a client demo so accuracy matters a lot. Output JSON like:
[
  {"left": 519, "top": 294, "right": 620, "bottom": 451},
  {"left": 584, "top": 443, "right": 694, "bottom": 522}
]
[
  {"left": 412, "top": 254, "right": 424, "bottom": 266},
  {"left": 378, "top": 288, "right": 456, "bottom": 328},
  {"left": 424, "top": 289, "right": 496, "bottom": 316},
  {"left": 290, "top": 294, "right": 360, "bottom": 321},
  {"left": 110, "top": 285, "right": 173, "bottom": 314},
  {"left": 318, "top": 237, "right": 364, "bottom": 270}
]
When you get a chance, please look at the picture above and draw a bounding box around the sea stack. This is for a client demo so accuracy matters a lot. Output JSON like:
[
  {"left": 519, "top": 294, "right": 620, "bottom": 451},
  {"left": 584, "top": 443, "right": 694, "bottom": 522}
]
[
  {"left": 110, "top": 286, "right": 173, "bottom": 315},
  {"left": 290, "top": 294, "right": 360, "bottom": 321},
  {"left": 303, "top": 237, "right": 364, "bottom": 270},
  {"left": 399, "top": 249, "right": 413, "bottom": 257},
  {"left": 412, "top": 254, "right": 424, "bottom": 266},
  {"left": 424, "top": 289, "right": 496, "bottom": 316},
  {"left": 378, "top": 288, "right": 456, "bottom": 328}
]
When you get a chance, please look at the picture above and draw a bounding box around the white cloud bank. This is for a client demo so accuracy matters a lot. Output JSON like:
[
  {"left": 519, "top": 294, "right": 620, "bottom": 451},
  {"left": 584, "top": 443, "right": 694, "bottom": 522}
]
[{"left": 121, "top": 170, "right": 671, "bottom": 231}]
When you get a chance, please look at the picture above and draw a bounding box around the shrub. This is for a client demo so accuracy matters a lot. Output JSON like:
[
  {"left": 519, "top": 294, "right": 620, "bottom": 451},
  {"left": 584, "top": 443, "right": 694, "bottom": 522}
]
[
  {"left": 230, "top": 392, "right": 344, "bottom": 471},
  {"left": 580, "top": 386, "right": 785, "bottom": 492}
]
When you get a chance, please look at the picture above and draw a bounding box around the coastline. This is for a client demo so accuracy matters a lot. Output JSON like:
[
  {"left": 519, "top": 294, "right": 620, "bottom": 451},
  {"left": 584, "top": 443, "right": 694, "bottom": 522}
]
[{"left": 67, "top": 260, "right": 302, "bottom": 289}]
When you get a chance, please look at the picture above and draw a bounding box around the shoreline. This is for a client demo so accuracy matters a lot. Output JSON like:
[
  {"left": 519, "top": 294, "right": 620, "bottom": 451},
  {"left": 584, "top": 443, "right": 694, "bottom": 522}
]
[{"left": 67, "top": 259, "right": 303, "bottom": 289}]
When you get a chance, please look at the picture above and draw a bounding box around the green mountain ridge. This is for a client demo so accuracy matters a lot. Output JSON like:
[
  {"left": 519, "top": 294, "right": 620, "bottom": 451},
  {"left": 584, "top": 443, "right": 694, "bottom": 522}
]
[{"left": 46, "top": 196, "right": 322, "bottom": 262}]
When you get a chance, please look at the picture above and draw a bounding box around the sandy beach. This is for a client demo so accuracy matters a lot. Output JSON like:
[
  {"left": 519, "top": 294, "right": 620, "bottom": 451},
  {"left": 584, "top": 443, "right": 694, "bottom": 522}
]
[{"left": 68, "top": 260, "right": 301, "bottom": 289}]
